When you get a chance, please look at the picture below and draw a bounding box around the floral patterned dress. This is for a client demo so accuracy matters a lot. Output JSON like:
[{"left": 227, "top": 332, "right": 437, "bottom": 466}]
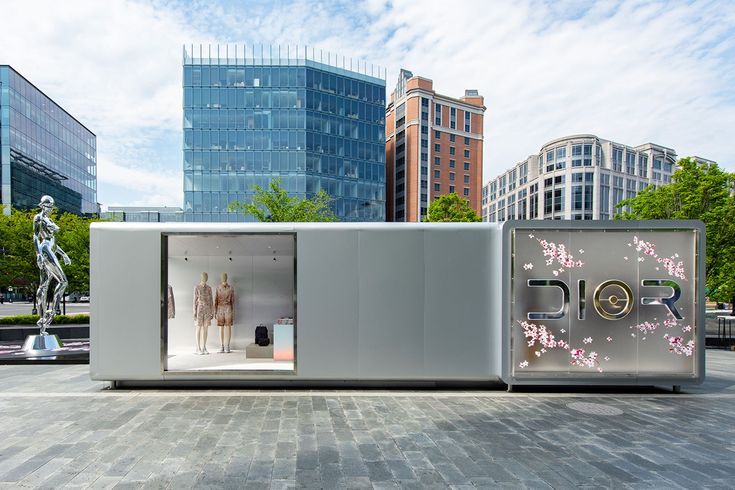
[
  {"left": 193, "top": 283, "right": 214, "bottom": 326},
  {"left": 215, "top": 283, "right": 235, "bottom": 326}
]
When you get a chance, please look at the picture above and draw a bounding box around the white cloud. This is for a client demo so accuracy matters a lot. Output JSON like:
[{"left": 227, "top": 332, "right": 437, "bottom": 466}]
[
  {"left": 0, "top": 0, "right": 200, "bottom": 207},
  {"left": 354, "top": 0, "right": 735, "bottom": 180},
  {"left": 1, "top": 0, "right": 733, "bottom": 209}
]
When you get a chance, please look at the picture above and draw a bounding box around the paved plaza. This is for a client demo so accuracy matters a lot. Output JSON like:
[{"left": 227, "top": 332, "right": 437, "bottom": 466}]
[{"left": 0, "top": 353, "right": 734, "bottom": 489}]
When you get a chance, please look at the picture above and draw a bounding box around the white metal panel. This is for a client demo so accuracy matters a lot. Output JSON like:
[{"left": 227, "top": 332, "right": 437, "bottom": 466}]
[
  {"left": 423, "top": 228, "right": 494, "bottom": 379},
  {"left": 357, "top": 230, "right": 425, "bottom": 378},
  {"left": 296, "top": 229, "right": 360, "bottom": 378},
  {"left": 90, "top": 226, "right": 162, "bottom": 380}
]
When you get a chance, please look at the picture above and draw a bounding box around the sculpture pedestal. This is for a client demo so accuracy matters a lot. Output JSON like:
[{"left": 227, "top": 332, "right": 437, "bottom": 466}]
[{"left": 22, "top": 334, "right": 63, "bottom": 355}]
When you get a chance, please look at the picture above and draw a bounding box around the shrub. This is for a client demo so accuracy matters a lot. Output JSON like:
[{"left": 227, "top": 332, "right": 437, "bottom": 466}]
[{"left": 0, "top": 313, "right": 90, "bottom": 325}]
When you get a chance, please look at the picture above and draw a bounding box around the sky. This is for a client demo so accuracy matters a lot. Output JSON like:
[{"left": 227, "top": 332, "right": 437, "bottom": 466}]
[{"left": 0, "top": 0, "right": 733, "bottom": 209}]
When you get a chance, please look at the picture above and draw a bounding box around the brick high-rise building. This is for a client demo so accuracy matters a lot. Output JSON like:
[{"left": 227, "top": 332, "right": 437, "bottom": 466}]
[{"left": 385, "top": 69, "right": 485, "bottom": 221}]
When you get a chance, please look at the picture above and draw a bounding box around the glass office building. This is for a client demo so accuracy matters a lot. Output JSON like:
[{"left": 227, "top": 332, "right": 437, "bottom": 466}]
[
  {"left": 183, "top": 45, "right": 386, "bottom": 222},
  {"left": 0, "top": 65, "right": 97, "bottom": 215}
]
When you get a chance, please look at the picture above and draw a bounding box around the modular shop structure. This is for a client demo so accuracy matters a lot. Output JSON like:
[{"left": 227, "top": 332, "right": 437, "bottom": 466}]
[{"left": 90, "top": 221, "right": 704, "bottom": 387}]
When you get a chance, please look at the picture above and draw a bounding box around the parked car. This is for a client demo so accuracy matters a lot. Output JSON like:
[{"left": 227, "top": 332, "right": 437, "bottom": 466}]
[
  {"left": 79, "top": 295, "right": 90, "bottom": 303},
  {"left": 65, "top": 292, "right": 81, "bottom": 302}
]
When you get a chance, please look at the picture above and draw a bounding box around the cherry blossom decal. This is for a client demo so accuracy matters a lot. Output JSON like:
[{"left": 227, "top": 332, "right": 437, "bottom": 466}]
[
  {"left": 535, "top": 237, "right": 584, "bottom": 272},
  {"left": 570, "top": 348, "right": 599, "bottom": 369},
  {"left": 631, "top": 321, "right": 659, "bottom": 335},
  {"left": 630, "top": 236, "right": 686, "bottom": 280},
  {"left": 663, "top": 334, "right": 695, "bottom": 356}
]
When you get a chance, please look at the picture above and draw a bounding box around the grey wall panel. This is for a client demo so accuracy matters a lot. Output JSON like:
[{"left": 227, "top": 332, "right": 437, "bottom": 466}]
[
  {"left": 423, "top": 228, "right": 493, "bottom": 378},
  {"left": 296, "top": 230, "right": 359, "bottom": 378},
  {"left": 357, "top": 230, "right": 425, "bottom": 378},
  {"left": 90, "top": 226, "right": 161, "bottom": 380}
]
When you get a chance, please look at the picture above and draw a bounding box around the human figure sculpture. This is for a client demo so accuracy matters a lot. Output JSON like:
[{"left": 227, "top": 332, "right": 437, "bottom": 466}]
[{"left": 33, "top": 195, "right": 71, "bottom": 335}]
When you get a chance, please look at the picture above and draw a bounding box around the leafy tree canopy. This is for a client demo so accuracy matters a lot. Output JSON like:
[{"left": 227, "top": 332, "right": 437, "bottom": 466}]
[
  {"left": 228, "top": 178, "right": 338, "bottom": 222},
  {"left": 616, "top": 157, "right": 735, "bottom": 302},
  {"left": 425, "top": 193, "right": 482, "bottom": 222},
  {"left": 0, "top": 208, "right": 96, "bottom": 296}
]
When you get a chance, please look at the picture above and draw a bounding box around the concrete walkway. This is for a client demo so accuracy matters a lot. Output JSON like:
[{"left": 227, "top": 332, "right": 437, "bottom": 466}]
[{"left": 0, "top": 352, "right": 734, "bottom": 488}]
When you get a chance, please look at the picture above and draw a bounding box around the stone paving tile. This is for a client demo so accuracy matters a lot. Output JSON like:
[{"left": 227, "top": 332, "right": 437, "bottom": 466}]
[{"left": 1, "top": 352, "right": 735, "bottom": 488}]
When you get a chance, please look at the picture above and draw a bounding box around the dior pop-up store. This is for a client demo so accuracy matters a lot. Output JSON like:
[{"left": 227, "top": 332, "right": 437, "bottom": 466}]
[{"left": 90, "top": 221, "right": 704, "bottom": 387}]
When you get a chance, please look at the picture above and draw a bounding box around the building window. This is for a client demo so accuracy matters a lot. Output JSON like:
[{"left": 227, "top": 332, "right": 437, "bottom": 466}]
[
  {"left": 626, "top": 151, "right": 636, "bottom": 175},
  {"left": 463, "top": 188, "right": 470, "bottom": 196},
  {"left": 450, "top": 107, "right": 456, "bottom": 129},
  {"left": 464, "top": 162, "right": 470, "bottom": 171},
  {"left": 464, "top": 136, "right": 470, "bottom": 145},
  {"left": 464, "top": 111, "right": 470, "bottom": 132},
  {"left": 638, "top": 154, "right": 648, "bottom": 177},
  {"left": 449, "top": 185, "right": 455, "bottom": 193},
  {"left": 464, "top": 175, "right": 470, "bottom": 184},
  {"left": 613, "top": 147, "right": 623, "bottom": 172},
  {"left": 434, "top": 130, "right": 440, "bottom": 139},
  {"left": 434, "top": 170, "right": 441, "bottom": 179},
  {"left": 449, "top": 172, "right": 455, "bottom": 181},
  {"left": 449, "top": 147, "right": 456, "bottom": 155},
  {"left": 449, "top": 159, "right": 456, "bottom": 168},
  {"left": 464, "top": 149, "right": 470, "bottom": 158},
  {"left": 434, "top": 143, "right": 441, "bottom": 152},
  {"left": 434, "top": 183, "right": 440, "bottom": 191},
  {"left": 435, "top": 103, "right": 442, "bottom": 126},
  {"left": 434, "top": 156, "right": 441, "bottom": 166},
  {"left": 449, "top": 134, "right": 456, "bottom": 143}
]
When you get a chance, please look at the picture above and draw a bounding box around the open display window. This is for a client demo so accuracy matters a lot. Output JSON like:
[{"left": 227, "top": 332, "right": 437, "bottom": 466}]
[{"left": 162, "top": 233, "right": 296, "bottom": 373}]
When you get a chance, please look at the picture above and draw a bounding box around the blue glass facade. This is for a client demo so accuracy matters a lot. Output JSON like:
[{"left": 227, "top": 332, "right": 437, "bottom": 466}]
[
  {"left": 0, "top": 66, "right": 97, "bottom": 215},
  {"left": 183, "top": 46, "right": 386, "bottom": 222}
]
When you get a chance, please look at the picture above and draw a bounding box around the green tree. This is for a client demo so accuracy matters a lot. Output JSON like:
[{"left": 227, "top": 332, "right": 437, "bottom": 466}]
[
  {"left": 0, "top": 209, "right": 38, "bottom": 298},
  {"left": 55, "top": 212, "right": 94, "bottom": 294},
  {"left": 228, "top": 178, "right": 338, "bottom": 222},
  {"left": 425, "top": 192, "right": 482, "bottom": 222},
  {"left": 0, "top": 208, "right": 96, "bottom": 301},
  {"left": 616, "top": 157, "right": 735, "bottom": 306}
]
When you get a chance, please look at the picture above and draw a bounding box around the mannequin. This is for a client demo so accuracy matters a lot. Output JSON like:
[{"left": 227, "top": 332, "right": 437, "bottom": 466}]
[
  {"left": 215, "top": 272, "right": 235, "bottom": 353},
  {"left": 193, "top": 272, "right": 214, "bottom": 354}
]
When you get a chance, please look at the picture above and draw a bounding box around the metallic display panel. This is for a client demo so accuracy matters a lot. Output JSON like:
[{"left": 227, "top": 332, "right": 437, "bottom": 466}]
[{"left": 504, "top": 220, "right": 704, "bottom": 385}]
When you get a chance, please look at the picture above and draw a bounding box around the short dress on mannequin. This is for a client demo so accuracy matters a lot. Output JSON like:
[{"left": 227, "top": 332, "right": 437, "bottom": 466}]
[
  {"left": 193, "top": 272, "right": 214, "bottom": 354},
  {"left": 215, "top": 283, "right": 234, "bottom": 326},
  {"left": 215, "top": 272, "right": 235, "bottom": 353}
]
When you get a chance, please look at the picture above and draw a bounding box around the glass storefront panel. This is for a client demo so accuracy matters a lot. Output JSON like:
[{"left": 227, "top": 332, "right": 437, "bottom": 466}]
[{"left": 163, "top": 233, "right": 296, "bottom": 373}]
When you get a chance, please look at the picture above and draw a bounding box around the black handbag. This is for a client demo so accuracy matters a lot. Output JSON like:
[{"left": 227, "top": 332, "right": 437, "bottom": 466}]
[{"left": 255, "top": 325, "right": 270, "bottom": 346}]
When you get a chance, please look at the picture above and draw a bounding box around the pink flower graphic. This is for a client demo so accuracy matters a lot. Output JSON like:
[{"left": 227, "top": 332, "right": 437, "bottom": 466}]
[
  {"left": 535, "top": 238, "right": 584, "bottom": 270},
  {"left": 631, "top": 321, "right": 659, "bottom": 334},
  {"left": 570, "top": 348, "right": 599, "bottom": 368},
  {"left": 633, "top": 236, "right": 686, "bottom": 280},
  {"left": 663, "top": 334, "right": 694, "bottom": 356}
]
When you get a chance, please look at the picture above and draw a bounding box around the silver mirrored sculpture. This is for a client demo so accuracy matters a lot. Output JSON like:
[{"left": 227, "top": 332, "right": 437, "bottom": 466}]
[{"left": 33, "top": 195, "right": 71, "bottom": 335}]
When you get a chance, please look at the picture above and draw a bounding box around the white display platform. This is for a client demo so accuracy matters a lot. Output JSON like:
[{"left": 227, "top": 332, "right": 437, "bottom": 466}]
[{"left": 167, "top": 350, "right": 294, "bottom": 372}]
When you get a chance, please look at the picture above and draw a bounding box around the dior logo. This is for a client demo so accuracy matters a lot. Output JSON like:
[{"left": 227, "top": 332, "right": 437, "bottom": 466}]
[{"left": 527, "top": 278, "right": 682, "bottom": 321}]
